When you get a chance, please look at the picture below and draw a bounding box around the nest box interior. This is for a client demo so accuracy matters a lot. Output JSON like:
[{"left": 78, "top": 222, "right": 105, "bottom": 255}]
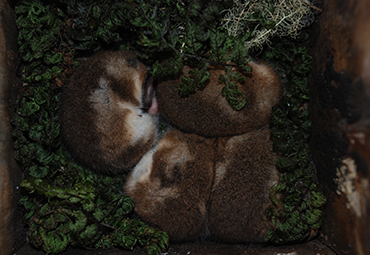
[{"left": 0, "top": 0, "right": 369, "bottom": 254}]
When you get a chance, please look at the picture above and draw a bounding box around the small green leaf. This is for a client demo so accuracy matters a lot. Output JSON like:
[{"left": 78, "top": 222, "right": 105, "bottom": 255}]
[
  {"left": 82, "top": 199, "right": 95, "bottom": 212},
  {"left": 69, "top": 197, "right": 81, "bottom": 203},
  {"left": 29, "top": 124, "right": 44, "bottom": 141},
  {"left": 93, "top": 208, "right": 104, "bottom": 221},
  {"left": 79, "top": 223, "right": 98, "bottom": 240},
  {"left": 69, "top": 211, "right": 87, "bottom": 232},
  {"left": 17, "top": 117, "right": 29, "bottom": 131},
  {"left": 28, "top": 165, "right": 48, "bottom": 178}
]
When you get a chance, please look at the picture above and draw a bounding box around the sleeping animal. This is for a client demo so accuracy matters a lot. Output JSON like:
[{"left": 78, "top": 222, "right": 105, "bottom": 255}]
[
  {"left": 125, "top": 126, "right": 280, "bottom": 242},
  {"left": 125, "top": 59, "right": 283, "bottom": 242},
  {"left": 125, "top": 128, "right": 216, "bottom": 241},
  {"left": 156, "top": 61, "right": 282, "bottom": 137},
  {"left": 60, "top": 51, "right": 158, "bottom": 174},
  {"left": 208, "top": 127, "right": 280, "bottom": 242},
  {"left": 60, "top": 50, "right": 282, "bottom": 242}
]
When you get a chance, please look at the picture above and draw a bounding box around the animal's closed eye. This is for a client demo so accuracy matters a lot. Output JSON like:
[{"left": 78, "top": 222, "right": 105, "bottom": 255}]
[{"left": 140, "top": 106, "right": 149, "bottom": 113}]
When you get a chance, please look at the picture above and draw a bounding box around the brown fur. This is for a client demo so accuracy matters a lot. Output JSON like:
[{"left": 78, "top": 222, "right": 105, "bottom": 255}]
[
  {"left": 60, "top": 50, "right": 282, "bottom": 241},
  {"left": 209, "top": 127, "right": 280, "bottom": 242},
  {"left": 156, "top": 62, "right": 282, "bottom": 137},
  {"left": 124, "top": 60, "right": 282, "bottom": 242},
  {"left": 60, "top": 51, "right": 157, "bottom": 174},
  {"left": 125, "top": 127, "right": 280, "bottom": 242},
  {"left": 125, "top": 129, "right": 217, "bottom": 241}
]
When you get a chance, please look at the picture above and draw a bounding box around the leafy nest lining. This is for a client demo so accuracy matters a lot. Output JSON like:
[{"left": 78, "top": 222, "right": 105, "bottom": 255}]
[{"left": 12, "top": 0, "right": 325, "bottom": 254}]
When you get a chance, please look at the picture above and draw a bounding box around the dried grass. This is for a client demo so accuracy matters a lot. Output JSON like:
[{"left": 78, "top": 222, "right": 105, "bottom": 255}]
[{"left": 222, "top": 0, "right": 317, "bottom": 50}]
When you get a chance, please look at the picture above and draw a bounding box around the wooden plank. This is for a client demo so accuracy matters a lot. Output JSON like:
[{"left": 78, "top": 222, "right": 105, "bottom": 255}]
[
  {"left": 309, "top": 1, "right": 370, "bottom": 254},
  {"left": 0, "top": 0, "right": 23, "bottom": 254}
]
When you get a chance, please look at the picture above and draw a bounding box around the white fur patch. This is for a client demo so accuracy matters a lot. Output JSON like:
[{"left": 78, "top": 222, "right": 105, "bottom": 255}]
[
  {"left": 117, "top": 101, "right": 157, "bottom": 144},
  {"left": 214, "top": 163, "right": 227, "bottom": 188},
  {"left": 90, "top": 77, "right": 110, "bottom": 105},
  {"left": 126, "top": 147, "right": 157, "bottom": 190},
  {"left": 126, "top": 144, "right": 180, "bottom": 200},
  {"left": 90, "top": 76, "right": 156, "bottom": 147}
]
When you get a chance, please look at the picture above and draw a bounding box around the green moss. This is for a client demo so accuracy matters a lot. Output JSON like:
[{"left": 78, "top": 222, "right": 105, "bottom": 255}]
[
  {"left": 14, "top": 0, "right": 169, "bottom": 254},
  {"left": 13, "top": 0, "right": 324, "bottom": 253},
  {"left": 262, "top": 33, "right": 326, "bottom": 243}
]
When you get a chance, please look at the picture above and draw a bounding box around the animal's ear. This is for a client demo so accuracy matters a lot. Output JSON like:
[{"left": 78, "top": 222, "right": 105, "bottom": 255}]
[{"left": 156, "top": 62, "right": 282, "bottom": 137}]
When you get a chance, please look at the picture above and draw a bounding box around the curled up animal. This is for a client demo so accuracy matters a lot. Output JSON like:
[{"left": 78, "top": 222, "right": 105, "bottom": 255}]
[{"left": 60, "top": 50, "right": 283, "bottom": 243}]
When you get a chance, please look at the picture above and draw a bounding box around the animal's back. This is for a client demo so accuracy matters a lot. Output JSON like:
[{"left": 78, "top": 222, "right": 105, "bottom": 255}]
[
  {"left": 156, "top": 62, "right": 282, "bottom": 137},
  {"left": 208, "top": 127, "right": 280, "bottom": 242}
]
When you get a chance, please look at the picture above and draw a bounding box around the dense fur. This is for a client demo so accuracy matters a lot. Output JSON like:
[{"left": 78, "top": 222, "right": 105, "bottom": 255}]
[
  {"left": 61, "top": 50, "right": 283, "bottom": 242},
  {"left": 156, "top": 61, "right": 282, "bottom": 137},
  {"left": 209, "top": 127, "right": 280, "bottom": 242},
  {"left": 125, "top": 127, "right": 280, "bottom": 242},
  {"left": 60, "top": 51, "right": 158, "bottom": 174},
  {"left": 125, "top": 129, "right": 217, "bottom": 241}
]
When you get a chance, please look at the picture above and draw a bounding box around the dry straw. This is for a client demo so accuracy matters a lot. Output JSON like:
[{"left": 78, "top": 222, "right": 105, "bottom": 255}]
[{"left": 222, "top": 0, "right": 319, "bottom": 51}]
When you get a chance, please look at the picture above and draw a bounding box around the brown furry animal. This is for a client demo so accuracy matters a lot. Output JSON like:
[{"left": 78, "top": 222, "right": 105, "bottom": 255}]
[
  {"left": 125, "top": 129, "right": 216, "bottom": 241},
  {"left": 208, "top": 127, "right": 280, "bottom": 242},
  {"left": 60, "top": 51, "right": 158, "bottom": 174},
  {"left": 60, "top": 50, "right": 282, "bottom": 242},
  {"left": 125, "top": 127, "right": 280, "bottom": 242},
  {"left": 156, "top": 61, "right": 282, "bottom": 137}
]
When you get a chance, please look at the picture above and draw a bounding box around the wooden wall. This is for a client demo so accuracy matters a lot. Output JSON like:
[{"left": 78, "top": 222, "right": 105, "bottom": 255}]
[
  {"left": 0, "top": 0, "right": 22, "bottom": 254},
  {"left": 309, "top": 1, "right": 370, "bottom": 254}
]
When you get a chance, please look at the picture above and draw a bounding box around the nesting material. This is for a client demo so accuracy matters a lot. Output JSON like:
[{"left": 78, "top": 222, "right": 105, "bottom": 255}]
[{"left": 222, "top": 0, "right": 316, "bottom": 50}]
